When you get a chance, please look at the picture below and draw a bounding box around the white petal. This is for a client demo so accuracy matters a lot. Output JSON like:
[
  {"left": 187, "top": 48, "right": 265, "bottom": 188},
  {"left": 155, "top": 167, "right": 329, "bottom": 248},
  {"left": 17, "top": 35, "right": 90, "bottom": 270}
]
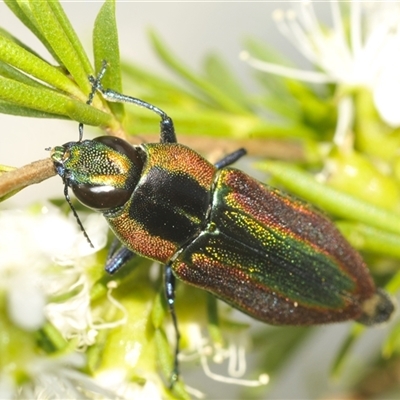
[
  {"left": 374, "top": 63, "right": 400, "bottom": 127},
  {"left": 7, "top": 274, "right": 46, "bottom": 331},
  {"left": 0, "top": 374, "right": 14, "bottom": 400}
]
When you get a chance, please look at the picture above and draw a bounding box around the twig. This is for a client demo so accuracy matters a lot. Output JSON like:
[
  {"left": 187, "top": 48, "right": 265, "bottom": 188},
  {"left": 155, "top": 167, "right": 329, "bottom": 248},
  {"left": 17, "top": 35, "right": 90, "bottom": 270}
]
[{"left": 0, "top": 158, "right": 56, "bottom": 200}]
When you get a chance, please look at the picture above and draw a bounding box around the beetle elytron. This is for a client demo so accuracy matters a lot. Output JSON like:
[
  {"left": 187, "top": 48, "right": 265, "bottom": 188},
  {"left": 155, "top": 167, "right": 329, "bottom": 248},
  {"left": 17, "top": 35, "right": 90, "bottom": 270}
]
[{"left": 51, "top": 62, "right": 395, "bottom": 384}]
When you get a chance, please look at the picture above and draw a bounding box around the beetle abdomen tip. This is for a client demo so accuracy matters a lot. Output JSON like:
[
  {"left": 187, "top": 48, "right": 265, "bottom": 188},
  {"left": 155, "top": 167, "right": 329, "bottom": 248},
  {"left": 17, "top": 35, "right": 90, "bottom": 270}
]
[{"left": 357, "top": 288, "right": 396, "bottom": 326}]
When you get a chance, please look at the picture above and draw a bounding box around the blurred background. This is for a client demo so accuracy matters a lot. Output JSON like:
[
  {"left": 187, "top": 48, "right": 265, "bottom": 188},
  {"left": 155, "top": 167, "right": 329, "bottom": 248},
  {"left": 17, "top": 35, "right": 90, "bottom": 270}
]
[{"left": 0, "top": 2, "right": 396, "bottom": 399}]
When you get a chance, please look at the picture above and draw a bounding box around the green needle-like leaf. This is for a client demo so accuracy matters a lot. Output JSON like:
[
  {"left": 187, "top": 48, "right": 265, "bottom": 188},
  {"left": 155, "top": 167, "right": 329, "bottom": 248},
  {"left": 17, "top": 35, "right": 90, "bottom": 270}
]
[
  {"left": 203, "top": 53, "right": 250, "bottom": 110},
  {"left": 46, "top": 0, "right": 92, "bottom": 74},
  {"left": 150, "top": 29, "right": 250, "bottom": 115},
  {"left": 93, "top": 0, "right": 124, "bottom": 119},
  {"left": 259, "top": 161, "right": 400, "bottom": 236},
  {"left": 336, "top": 222, "right": 400, "bottom": 260},
  {"left": 0, "top": 35, "right": 84, "bottom": 99},
  {"left": 0, "top": 60, "right": 52, "bottom": 90},
  {"left": 5, "top": 0, "right": 61, "bottom": 63},
  {"left": 0, "top": 100, "right": 68, "bottom": 119},
  {"left": 0, "top": 75, "right": 75, "bottom": 115},
  {"left": 28, "top": 0, "right": 91, "bottom": 92},
  {"left": 382, "top": 318, "right": 400, "bottom": 358},
  {"left": 0, "top": 27, "right": 43, "bottom": 60},
  {"left": 385, "top": 270, "right": 400, "bottom": 295},
  {"left": 0, "top": 75, "right": 110, "bottom": 125},
  {"left": 331, "top": 324, "right": 365, "bottom": 378}
]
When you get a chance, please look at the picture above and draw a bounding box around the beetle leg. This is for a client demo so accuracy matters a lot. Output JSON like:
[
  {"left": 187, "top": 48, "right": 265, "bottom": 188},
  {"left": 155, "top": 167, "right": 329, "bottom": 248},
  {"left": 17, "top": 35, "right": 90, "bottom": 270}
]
[
  {"left": 106, "top": 237, "right": 123, "bottom": 259},
  {"left": 158, "top": 116, "right": 177, "bottom": 144},
  {"left": 105, "top": 245, "right": 135, "bottom": 275},
  {"left": 88, "top": 61, "right": 177, "bottom": 144},
  {"left": 95, "top": 85, "right": 177, "bottom": 144},
  {"left": 214, "top": 148, "right": 247, "bottom": 169},
  {"left": 105, "top": 245, "right": 181, "bottom": 383},
  {"left": 164, "top": 263, "right": 180, "bottom": 385},
  {"left": 78, "top": 61, "right": 109, "bottom": 142}
]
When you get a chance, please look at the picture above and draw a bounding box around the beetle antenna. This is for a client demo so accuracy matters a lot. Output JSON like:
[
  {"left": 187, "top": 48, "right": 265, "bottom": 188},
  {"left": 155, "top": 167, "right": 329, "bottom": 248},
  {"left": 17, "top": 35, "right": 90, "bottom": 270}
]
[
  {"left": 69, "top": 63, "right": 111, "bottom": 246},
  {"left": 63, "top": 183, "right": 95, "bottom": 248},
  {"left": 88, "top": 60, "right": 177, "bottom": 143},
  {"left": 71, "top": 65, "right": 109, "bottom": 244}
]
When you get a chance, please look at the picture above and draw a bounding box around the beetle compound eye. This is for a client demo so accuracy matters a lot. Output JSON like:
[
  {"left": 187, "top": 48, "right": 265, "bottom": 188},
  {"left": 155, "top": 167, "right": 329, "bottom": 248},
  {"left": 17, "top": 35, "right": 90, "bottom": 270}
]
[
  {"left": 71, "top": 182, "right": 133, "bottom": 211},
  {"left": 93, "top": 136, "right": 144, "bottom": 172}
]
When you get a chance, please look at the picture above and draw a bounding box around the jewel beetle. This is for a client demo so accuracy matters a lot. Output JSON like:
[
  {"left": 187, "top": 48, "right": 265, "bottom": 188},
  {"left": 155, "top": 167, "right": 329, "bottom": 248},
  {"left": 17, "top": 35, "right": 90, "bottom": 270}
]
[{"left": 51, "top": 62, "right": 395, "bottom": 383}]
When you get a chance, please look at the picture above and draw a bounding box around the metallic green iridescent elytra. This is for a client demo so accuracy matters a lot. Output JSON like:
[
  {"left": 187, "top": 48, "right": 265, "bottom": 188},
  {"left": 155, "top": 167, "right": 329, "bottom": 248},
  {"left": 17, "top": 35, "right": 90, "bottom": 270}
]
[
  {"left": 52, "top": 63, "right": 395, "bottom": 386},
  {"left": 52, "top": 136, "right": 394, "bottom": 326},
  {"left": 171, "top": 168, "right": 379, "bottom": 325}
]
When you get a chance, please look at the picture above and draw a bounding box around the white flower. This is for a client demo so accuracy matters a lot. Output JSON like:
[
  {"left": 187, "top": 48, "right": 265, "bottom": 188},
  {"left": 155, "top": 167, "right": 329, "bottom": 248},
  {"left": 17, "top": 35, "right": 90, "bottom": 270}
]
[
  {"left": 0, "top": 205, "right": 107, "bottom": 339},
  {"left": 95, "top": 367, "right": 163, "bottom": 400},
  {"left": 12, "top": 353, "right": 118, "bottom": 400},
  {"left": 180, "top": 323, "right": 269, "bottom": 394},
  {"left": 0, "top": 205, "right": 127, "bottom": 398},
  {"left": 241, "top": 1, "right": 400, "bottom": 132}
]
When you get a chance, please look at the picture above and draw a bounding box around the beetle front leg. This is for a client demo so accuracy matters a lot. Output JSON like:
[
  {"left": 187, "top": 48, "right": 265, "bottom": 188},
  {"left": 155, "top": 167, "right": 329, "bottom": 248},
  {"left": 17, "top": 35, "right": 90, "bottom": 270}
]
[
  {"left": 89, "top": 61, "right": 177, "bottom": 144},
  {"left": 92, "top": 84, "right": 177, "bottom": 143},
  {"left": 164, "top": 263, "right": 180, "bottom": 386}
]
